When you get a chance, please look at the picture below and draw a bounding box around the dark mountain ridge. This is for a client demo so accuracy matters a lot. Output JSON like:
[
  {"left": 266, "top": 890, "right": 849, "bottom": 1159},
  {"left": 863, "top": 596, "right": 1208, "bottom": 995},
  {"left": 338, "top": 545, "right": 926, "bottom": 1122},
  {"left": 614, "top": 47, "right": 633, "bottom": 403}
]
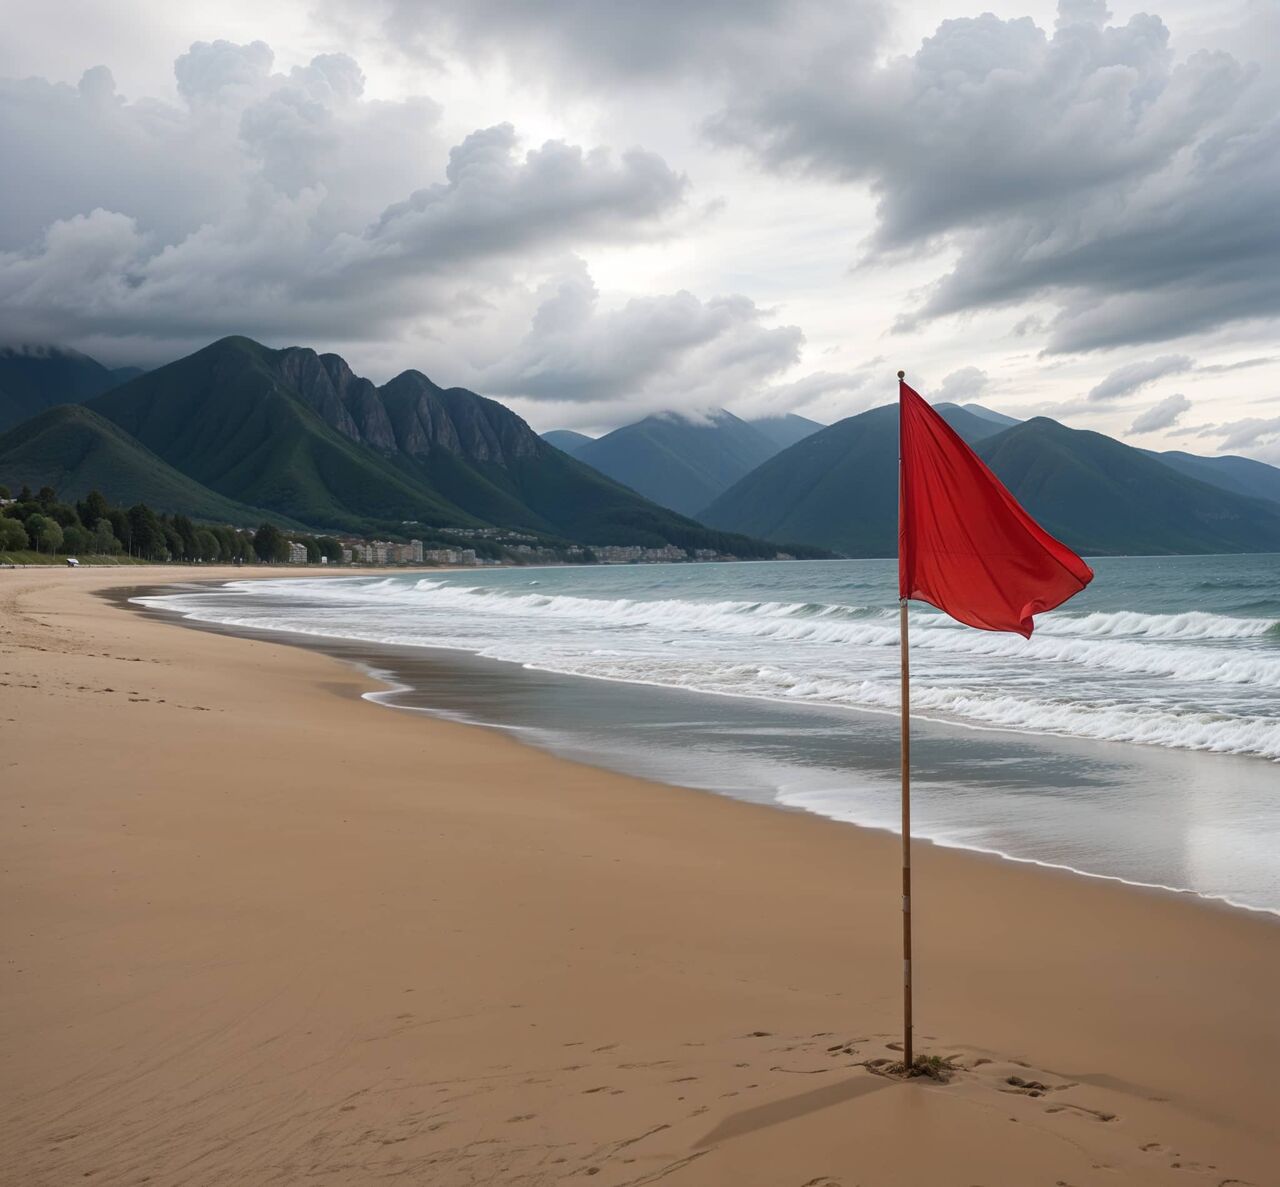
[
  {"left": 58, "top": 335, "right": 807, "bottom": 555},
  {"left": 701, "top": 403, "right": 1280, "bottom": 557}
]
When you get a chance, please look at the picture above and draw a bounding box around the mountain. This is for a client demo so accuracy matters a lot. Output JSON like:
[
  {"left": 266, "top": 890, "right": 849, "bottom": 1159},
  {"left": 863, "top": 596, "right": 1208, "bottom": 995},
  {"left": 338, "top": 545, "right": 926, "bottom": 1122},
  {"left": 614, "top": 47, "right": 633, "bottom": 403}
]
[
  {"left": 977, "top": 419, "right": 1280, "bottom": 555},
  {"left": 700, "top": 404, "right": 1280, "bottom": 556},
  {"left": 71, "top": 336, "right": 799, "bottom": 554},
  {"left": 699, "top": 405, "right": 898, "bottom": 555},
  {"left": 958, "top": 403, "right": 1021, "bottom": 429},
  {"left": 935, "top": 403, "right": 1016, "bottom": 442},
  {"left": 0, "top": 404, "right": 293, "bottom": 525},
  {"left": 541, "top": 429, "right": 594, "bottom": 456},
  {"left": 749, "top": 413, "right": 824, "bottom": 450},
  {"left": 573, "top": 409, "right": 782, "bottom": 516},
  {"left": 1144, "top": 450, "right": 1280, "bottom": 507},
  {"left": 0, "top": 345, "right": 142, "bottom": 432}
]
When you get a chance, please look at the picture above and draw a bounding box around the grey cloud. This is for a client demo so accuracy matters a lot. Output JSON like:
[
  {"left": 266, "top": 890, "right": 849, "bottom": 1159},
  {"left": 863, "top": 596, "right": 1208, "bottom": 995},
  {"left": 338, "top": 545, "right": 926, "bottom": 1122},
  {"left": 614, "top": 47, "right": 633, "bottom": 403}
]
[
  {"left": 367, "top": 0, "right": 882, "bottom": 87},
  {"left": 175, "top": 39, "right": 274, "bottom": 104},
  {"left": 1087, "top": 355, "right": 1193, "bottom": 401},
  {"left": 480, "top": 263, "right": 802, "bottom": 415},
  {"left": 937, "top": 367, "right": 989, "bottom": 403},
  {"left": 370, "top": 125, "right": 687, "bottom": 267},
  {"left": 712, "top": 2, "right": 1280, "bottom": 352},
  {"left": 0, "top": 46, "right": 688, "bottom": 359},
  {"left": 1129, "top": 392, "right": 1191, "bottom": 433},
  {"left": 1193, "top": 356, "right": 1276, "bottom": 374},
  {"left": 1200, "top": 416, "right": 1280, "bottom": 452}
]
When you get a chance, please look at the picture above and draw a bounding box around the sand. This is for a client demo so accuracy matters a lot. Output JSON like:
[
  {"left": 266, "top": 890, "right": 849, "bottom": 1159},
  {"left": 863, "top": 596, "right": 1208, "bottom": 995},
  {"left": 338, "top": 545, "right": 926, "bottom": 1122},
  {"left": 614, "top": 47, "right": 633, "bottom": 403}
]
[{"left": 1, "top": 565, "right": 1277, "bottom": 1187}]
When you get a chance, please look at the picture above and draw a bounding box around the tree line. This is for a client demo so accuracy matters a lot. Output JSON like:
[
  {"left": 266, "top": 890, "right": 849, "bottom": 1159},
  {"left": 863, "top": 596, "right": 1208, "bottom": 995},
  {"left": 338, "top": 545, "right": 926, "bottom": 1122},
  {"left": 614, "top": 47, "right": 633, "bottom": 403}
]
[{"left": 0, "top": 484, "right": 344, "bottom": 564}]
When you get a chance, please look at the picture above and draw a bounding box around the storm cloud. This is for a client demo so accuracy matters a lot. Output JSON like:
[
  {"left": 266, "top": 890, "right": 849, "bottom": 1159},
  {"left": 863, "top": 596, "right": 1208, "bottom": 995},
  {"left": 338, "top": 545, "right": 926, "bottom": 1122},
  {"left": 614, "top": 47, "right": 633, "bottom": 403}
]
[
  {"left": 480, "top": 261, "right": 807, "bottom": 423},
  {"left": 0, "top": 43, "right": 687, "bottom": 359},
  {"left": 711, "top": 1, "right": 1280, "bottom": 353}
]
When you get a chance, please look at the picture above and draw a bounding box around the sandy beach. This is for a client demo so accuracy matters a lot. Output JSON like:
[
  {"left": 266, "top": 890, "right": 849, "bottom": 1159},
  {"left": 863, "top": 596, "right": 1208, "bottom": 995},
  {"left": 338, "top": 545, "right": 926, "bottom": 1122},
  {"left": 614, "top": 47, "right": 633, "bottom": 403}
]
[{"left": 1, "top": 566, "right": 1277, "bottom": 1187}]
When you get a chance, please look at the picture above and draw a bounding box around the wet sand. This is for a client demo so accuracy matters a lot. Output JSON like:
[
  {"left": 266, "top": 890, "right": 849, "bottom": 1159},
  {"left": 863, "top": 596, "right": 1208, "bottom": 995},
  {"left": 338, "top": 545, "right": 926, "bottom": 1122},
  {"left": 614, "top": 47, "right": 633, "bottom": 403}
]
[{"left": 1, "top": 566, "right": 1277, "bottom": 1186}]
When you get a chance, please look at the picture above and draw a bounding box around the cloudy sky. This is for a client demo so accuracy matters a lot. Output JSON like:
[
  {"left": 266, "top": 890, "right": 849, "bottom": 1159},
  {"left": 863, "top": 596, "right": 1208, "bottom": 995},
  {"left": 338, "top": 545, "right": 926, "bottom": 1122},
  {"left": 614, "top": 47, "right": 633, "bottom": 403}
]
[{"left": 2, "top": 0, "right": 1277, "bottom": 462}]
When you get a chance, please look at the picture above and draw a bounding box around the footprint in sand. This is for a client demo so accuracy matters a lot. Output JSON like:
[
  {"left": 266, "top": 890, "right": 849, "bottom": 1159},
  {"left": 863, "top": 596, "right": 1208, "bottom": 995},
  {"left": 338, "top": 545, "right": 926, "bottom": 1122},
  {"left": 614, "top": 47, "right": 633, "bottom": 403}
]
[{"left": 1045, "top": 1102, "right": 1116, "bottom": 1122}]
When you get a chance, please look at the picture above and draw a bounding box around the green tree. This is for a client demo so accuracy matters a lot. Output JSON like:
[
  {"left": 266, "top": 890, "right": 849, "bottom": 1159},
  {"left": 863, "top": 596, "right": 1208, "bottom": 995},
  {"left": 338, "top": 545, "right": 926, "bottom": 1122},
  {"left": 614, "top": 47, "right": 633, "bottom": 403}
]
[
  {"left": 36, "top": 485, "right": 57, "bottom": 508},
  {"left": 253, "top": 522, "right": 287, "bottom": 563},
  {"left": 302, "top": 536, "right": 321, "bottom": 564},
  {"left": 0, "top": 517, "right": 28, "bottom": 551},
  {"left": 316, "top": 536, "right": 343, "bottom": 563},
  {"left": 161, "top": 523, "right": 183, "bottom": 561},
  {"left": 127, "top": 504, "right": 166, "bottom": 560},
  {"left": 38, "top": 518, "right": 64, "bottom": 554},
  {"left": 92, "top": 518, "right": 121, "bottom": 555},
  {"left": 107, "top": 508, "right": 130, "bottom": 552},
  {"left": 76, "top": 490, "right": 111, "bottom": 528},
  {"left": 173, "top": 514, "right": 199, "bottom": 561},
  {"left": 48, "top": 502, "right": 79, "bottom": 528},
  {"left": 62, "top": 525, "right": 91, "bottom": 555},
  {"left": 0, "top": 484, "right": 10, "bottom": 499},
  {"left": 195, "top": 528, "right": 221, "bottom": 562},
  {"left": 25, "top": 513, "right": 48, "bottom": 551}
]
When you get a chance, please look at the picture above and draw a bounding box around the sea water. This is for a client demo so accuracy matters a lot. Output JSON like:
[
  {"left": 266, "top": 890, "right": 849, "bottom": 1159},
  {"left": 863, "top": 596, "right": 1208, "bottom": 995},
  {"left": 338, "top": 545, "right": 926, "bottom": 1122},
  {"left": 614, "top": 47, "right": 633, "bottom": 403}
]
[{"left": 140, "top": 555, "right": 1280, "bottom": 912}]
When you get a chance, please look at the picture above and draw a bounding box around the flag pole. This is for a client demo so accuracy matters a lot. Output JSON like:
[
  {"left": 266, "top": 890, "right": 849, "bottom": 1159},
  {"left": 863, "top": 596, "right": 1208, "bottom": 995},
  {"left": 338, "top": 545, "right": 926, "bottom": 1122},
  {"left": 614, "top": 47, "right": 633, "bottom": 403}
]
[{"left": 897, "top": 368, "right": 913, "bottom": 1071}]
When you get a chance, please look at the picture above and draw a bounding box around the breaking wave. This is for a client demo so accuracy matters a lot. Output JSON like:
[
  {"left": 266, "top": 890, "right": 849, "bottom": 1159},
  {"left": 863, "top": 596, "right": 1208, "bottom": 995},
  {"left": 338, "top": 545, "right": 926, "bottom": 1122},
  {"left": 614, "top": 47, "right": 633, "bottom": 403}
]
[{"left": 146, "top": 571, "right": 1280, "bottom": 762}]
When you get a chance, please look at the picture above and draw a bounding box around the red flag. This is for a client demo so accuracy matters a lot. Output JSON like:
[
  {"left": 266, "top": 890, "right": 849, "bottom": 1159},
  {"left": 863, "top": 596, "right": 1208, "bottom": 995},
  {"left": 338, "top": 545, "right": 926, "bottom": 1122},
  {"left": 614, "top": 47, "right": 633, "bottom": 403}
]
[{"left": 898, "top": 379, "right": 1093, "bottom": 636}]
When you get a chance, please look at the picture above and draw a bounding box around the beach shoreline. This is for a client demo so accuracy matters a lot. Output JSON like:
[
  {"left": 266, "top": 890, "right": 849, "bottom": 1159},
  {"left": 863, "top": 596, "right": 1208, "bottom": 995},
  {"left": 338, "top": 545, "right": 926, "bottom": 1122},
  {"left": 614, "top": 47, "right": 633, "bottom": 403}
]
[
  {"left": 128, "top": 569, "right": 1280, "bottom": 918},
  {"left": 2, "top": 566, "right": 1277, "bottom": 1186}
]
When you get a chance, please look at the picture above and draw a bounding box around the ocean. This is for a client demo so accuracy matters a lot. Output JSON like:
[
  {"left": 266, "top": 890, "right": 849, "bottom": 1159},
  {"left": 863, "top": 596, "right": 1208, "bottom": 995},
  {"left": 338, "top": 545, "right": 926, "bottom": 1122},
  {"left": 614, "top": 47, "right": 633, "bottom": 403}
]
[{"left": 139, "top": 554, "right": 1280, "bottom": 913}]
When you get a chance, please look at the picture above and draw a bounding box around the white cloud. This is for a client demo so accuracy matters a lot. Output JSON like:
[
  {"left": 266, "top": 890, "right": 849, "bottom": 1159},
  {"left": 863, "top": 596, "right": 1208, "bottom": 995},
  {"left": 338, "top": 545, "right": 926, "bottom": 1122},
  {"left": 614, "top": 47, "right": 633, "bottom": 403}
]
[
  {"left": 1129, "top": 392, "right": 1192, "bottom": 433},
  {"left": 937, "top": 366, "right": 989, "bottom": 403},
  {"left": 1088, "top": 354, "right": 1194, "bottom": 401}
]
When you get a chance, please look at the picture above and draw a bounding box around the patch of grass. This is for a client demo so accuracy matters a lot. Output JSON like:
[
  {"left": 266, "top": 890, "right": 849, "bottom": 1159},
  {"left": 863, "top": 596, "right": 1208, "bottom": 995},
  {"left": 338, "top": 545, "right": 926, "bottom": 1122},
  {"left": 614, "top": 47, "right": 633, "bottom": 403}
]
[{"left": 0, "top": 550, "right": 151, "bottom": 567}]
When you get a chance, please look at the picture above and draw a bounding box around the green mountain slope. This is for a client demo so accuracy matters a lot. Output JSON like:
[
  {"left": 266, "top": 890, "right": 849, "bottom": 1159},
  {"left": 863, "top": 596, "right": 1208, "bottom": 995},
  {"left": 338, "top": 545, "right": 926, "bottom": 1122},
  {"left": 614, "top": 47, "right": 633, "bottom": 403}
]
[
  {"left": 574, "top": 410, "right": 781, "bottom": 516},
  {"left": 73, "top": 336, "right": 797, "bottom": 553},
  {"left": 701, "top": 404, "right": 1280, "bottom": 556},
  {"left": 978, "top": 419, "right": 1280, "bottom": 554},
  {"left": 1144, "top": 449, "right": 1280, "bottom": 507},
  {"left": 0, "top": 346, "right": 141, "bottom": 432},
  {"left": 935, "top": 403, "right": 1012, "bottom": 442},
  {"left": 88, "top": 338, "right": 476, "bottom": 532},
  {"left": 0, "top": 404, "right": 295, "bottom": 525},
  {"left": 749, "top": 413, "right": 824, "bottom": 450},
  {"left": 541, "top": 429, "right": 594, "bottom": 456}
]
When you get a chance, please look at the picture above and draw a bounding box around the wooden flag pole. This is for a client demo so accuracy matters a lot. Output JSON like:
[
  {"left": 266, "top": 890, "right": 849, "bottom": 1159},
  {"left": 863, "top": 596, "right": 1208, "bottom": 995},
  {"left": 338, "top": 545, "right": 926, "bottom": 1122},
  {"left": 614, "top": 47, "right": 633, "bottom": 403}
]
[{"left": 897, "top": 368, "right": 914, "bottom": 1071}]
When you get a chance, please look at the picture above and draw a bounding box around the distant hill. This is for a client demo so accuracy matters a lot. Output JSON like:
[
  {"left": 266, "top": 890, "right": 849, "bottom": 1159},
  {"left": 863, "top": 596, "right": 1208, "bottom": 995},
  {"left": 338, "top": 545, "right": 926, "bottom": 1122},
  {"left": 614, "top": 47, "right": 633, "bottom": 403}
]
[
  {"left": 749, "top": 413, "right": 824, "bottom": 450},
  {"left": 573, "top": 409, "right": 783, "bottom": 516},
  {"left": 957, "top": 402, "right": 1021, "bottom": 429},
  {"left": 0, "top": 345, "right": 142, "bottom": 432},
  {"left": 1143, "top": 449, "right": 1280, "bottom": 507},
  {"left": 53, "top": 335, "right": 802, "bottom": 555},
  {"left": 977, "top": 419, "right": 1280, "bottom": 554},
  {"left": 541, "top": 429, "right": 594, "bottom": 456},
  {"left": 0, "top": 404, "right": 292, "bottom": 525},
  {"left": 700, "top": 403, "right": 1280, "bottom": 556},
  {"left": 935, "top": 403, "right": 1016, "bottom": 442}
]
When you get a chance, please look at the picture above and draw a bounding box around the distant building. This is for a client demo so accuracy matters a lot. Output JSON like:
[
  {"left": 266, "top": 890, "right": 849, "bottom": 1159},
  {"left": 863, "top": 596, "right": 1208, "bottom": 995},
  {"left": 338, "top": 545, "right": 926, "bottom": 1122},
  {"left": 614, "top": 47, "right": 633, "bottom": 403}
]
[
  {"left": 593, "top": 544, "right": 688, "bottom": 564},
  {"left": 287, "top": 541, "right": 307, "bottom": 564}
]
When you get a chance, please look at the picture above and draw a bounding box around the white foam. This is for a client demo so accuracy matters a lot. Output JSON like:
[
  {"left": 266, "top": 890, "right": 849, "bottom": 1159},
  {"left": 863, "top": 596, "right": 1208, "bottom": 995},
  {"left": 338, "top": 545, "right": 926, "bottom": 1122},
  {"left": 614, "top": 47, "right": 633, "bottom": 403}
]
[{"left": 137, "top": 575, "right": 1280, "bottom": 763}]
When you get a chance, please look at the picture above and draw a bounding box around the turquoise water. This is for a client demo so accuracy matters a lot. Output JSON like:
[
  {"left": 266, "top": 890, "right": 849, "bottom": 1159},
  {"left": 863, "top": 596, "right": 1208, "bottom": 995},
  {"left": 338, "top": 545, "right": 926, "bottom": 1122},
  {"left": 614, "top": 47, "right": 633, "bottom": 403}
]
[{"left": 142, "top": 554, "right": 1280, "bottom": 911}]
